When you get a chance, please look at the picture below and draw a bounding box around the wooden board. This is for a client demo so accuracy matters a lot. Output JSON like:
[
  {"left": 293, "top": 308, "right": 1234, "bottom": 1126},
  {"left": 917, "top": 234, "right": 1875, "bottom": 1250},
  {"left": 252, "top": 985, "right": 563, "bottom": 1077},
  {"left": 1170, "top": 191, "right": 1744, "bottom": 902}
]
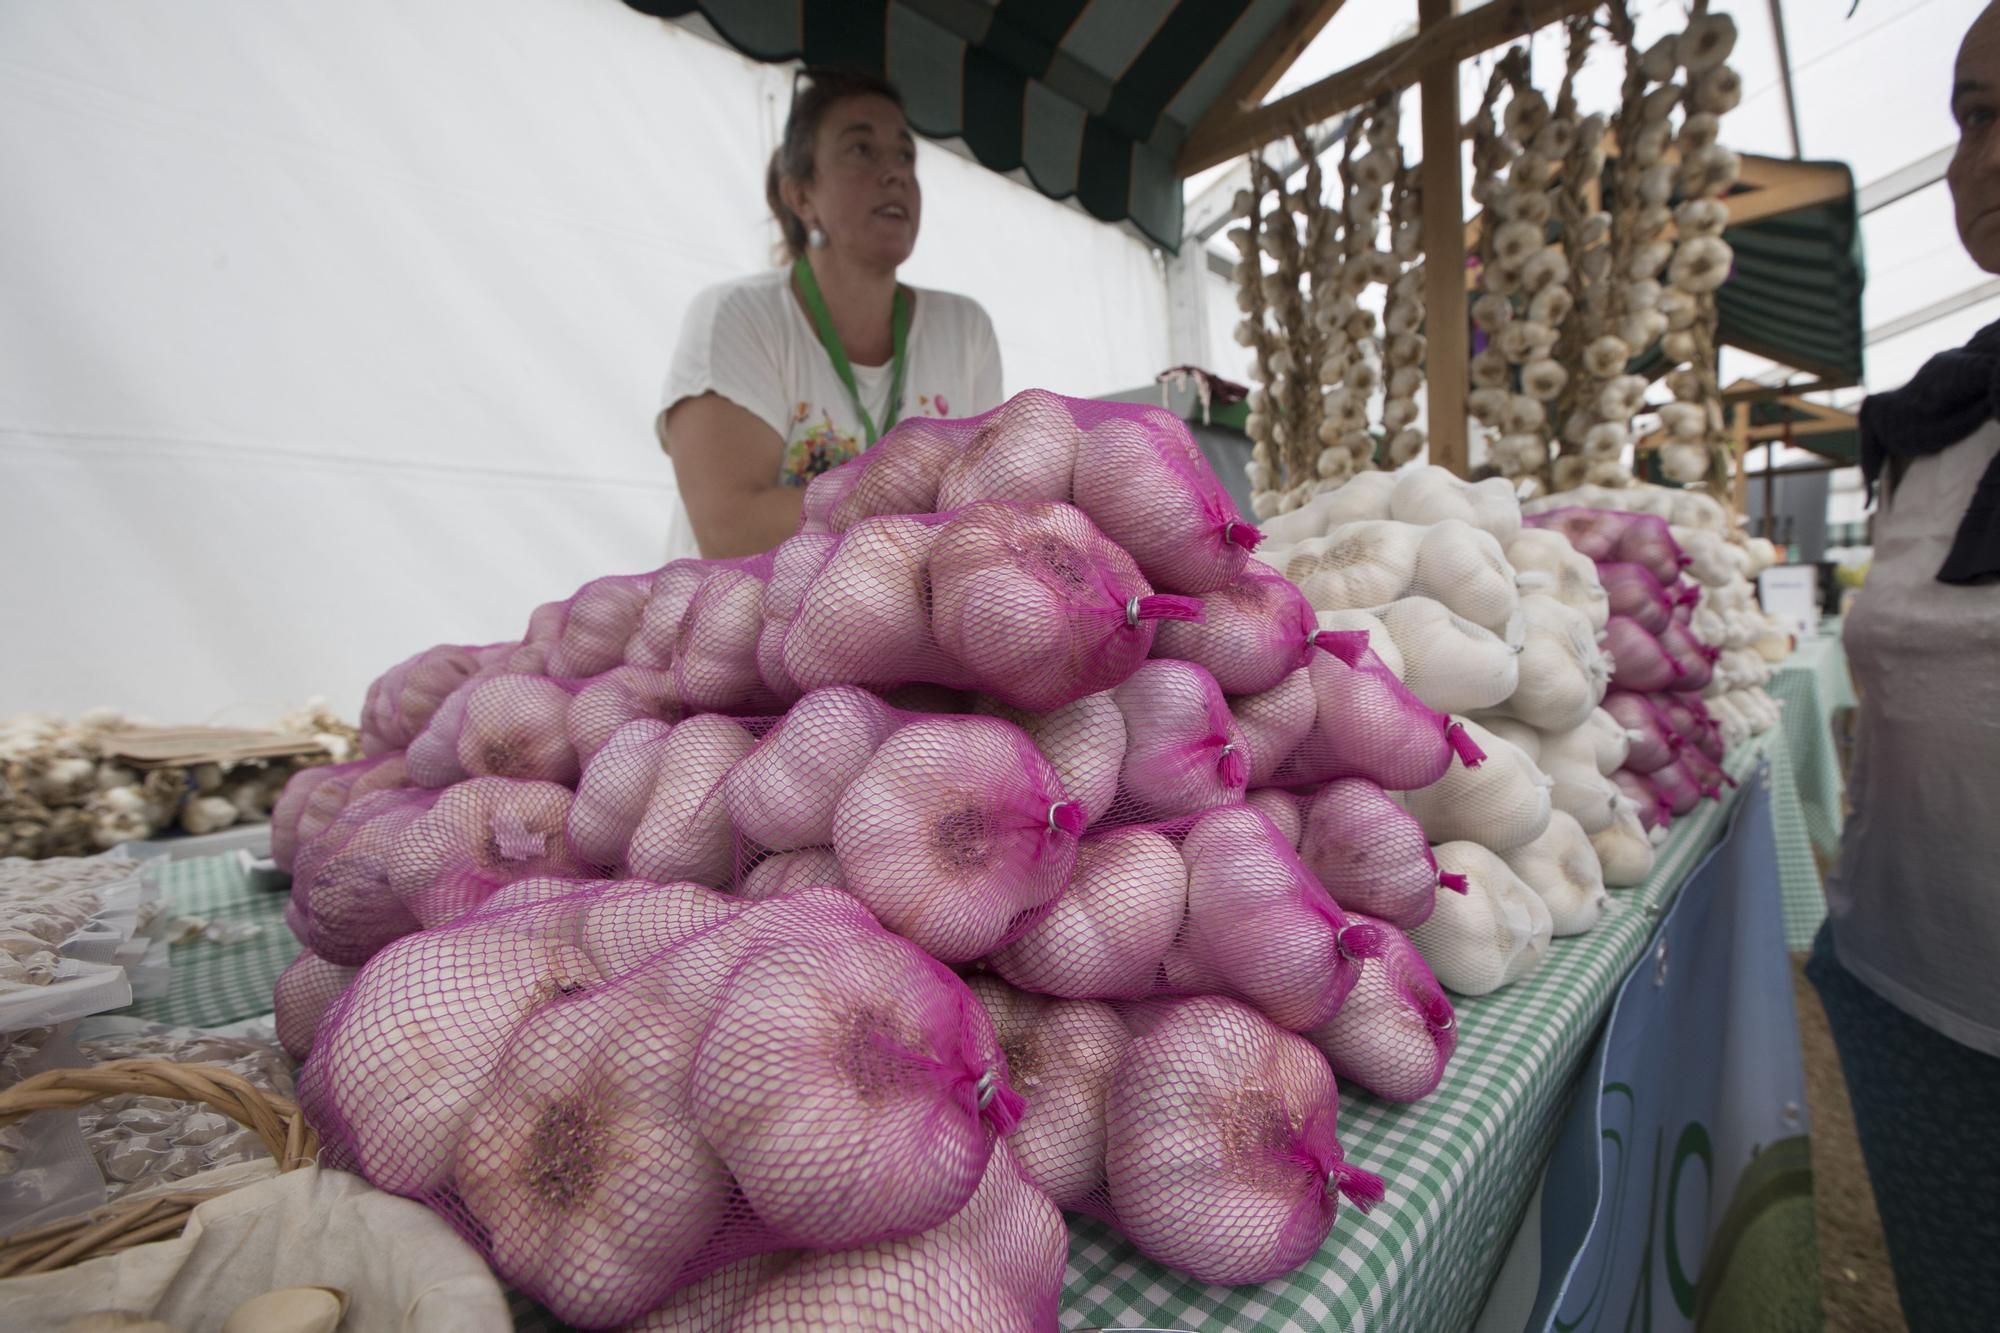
[{"left": 101, "top": 727, "right": 329, "bottom": 769}]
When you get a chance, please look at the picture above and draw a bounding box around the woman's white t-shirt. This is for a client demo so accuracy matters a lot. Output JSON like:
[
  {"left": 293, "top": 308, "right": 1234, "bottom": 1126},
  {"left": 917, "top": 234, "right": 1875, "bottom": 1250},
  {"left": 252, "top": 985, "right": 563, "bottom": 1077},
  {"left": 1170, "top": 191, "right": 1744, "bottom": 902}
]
[{"left": 663, "top": 268, "right": 1004, "bottom": 490}]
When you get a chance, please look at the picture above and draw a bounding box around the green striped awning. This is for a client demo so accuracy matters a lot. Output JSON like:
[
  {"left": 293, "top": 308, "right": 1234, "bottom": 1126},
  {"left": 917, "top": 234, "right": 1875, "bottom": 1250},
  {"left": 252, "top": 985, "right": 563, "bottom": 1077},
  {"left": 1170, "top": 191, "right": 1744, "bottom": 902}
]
[
  {"left": 626, "top": 0, "right": 1307, "bottom": 251},
  {"left": 1718, "top": 168, "right": 1867, "bottom": 386}
]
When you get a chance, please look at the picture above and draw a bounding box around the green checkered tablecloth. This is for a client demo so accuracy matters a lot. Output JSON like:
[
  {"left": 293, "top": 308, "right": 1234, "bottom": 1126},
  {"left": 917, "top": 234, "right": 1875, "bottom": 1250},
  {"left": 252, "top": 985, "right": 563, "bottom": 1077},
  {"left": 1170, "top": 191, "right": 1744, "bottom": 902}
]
[
  {"left": 1766, "top": 629, "right": 1855, "bottom": 950},
  {"left": 128, "top": 737, "right": 1777, "bottom": 1333},
  {"left": 124, "top": 853, "right": 300, "bottom": 1030},
  {"left": 1062, "top": 733, "right": 1774, "bottom": 1333}
]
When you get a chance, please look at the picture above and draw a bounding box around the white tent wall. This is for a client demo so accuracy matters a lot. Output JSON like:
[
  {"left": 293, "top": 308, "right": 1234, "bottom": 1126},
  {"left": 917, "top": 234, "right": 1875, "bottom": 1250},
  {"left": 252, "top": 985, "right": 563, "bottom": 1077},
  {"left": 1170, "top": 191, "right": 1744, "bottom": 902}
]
[{"left": 0, "top": 0, "right": 1173, "bottom": 726}]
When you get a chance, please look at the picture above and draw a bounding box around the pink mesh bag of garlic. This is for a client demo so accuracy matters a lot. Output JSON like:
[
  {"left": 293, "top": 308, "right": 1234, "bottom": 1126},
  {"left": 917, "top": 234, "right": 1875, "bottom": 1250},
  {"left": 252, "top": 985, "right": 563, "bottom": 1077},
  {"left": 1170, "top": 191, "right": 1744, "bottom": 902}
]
[
  {"left": 625, "top": 1141, "right": 1066, "bottom": 1333},
  {"left": 1646, "top": 756, "right": 1706, "bottom": 816},
  {"left": 1656, "top": 618, "right": 1718, "bottom": 691},
  {"left": 1305, "top": 911, "right": 1457, "bottom": 1102},
  {"left": 1649, "top": 691, "right": 1724, "bottom": 763},
  {"left": 1597, "top": 561, "right": 1680, "bottom": 634},
  {"left": 988, "top": 802, "right": 1383, "bottom": 1034},
  {"left": 271, "top": 750, "right": 410, "bottom": 873},
  {"left": 1602, "top": 690, "right": 1679, "bottom": 773},
  {"left": 569, "top": 690, "right": 1086, "bottom": 964},
  {"left": 1525, "top": 507, "right": 1689, "bottom": 585},
  {"left": 358, "top": 640, "right": 515, "bottom": 757},
  {"left": 797, "top": 388, "right": 1262, "bottom": 595},
  {"left": 1293, "top": 777, "right": 1467, "bottom": 931},
  {"left": 1148, "top": 558, "right": 1340, "bottom": 695},
  {"left": 298, "top": 879, "right": 1025, "bottom": 1330},
  {"left": 769, "top": 500, "right": 1203, "bottom": 713},
  {"left": 1235, "top": 634, "right": 1487, "bottom": 792},
  {"left": 272, "top": 948, "right": 360, "bottom": 1062},
  {"left": 1612, "top": 768, "right": 1675, "bottom": 833},
  {"left": 405, "top": 671, "right": 590, "bottom": 789},
  {"left": 1602, "top": 615, "right": 1689, "bottom": 693},
  {"left": 287, "top": 788, "right": 440, "bottom": 966},
  {"left": 1073, "top": 994, "right": 1383, "bottom": 1285}
]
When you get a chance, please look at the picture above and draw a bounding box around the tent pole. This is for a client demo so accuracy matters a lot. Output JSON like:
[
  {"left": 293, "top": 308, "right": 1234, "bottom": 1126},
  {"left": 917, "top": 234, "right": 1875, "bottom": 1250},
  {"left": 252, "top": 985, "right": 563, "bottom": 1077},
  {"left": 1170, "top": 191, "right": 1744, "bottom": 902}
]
[{"left": 1419, "top": 0, "right": 1469, "bottom": 479}]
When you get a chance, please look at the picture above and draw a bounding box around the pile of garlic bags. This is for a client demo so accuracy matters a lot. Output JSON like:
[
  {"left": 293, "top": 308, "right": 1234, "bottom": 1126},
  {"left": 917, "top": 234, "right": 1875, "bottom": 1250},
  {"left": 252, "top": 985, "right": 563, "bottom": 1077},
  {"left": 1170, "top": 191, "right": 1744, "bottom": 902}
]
[
  {"left": 1525, "top": 482, "right": 1785, "bottom": 743},
  {"left": 277, "top": 391, "right": 1553, "bottom": 1330},
  {"left": 1249, "top": 466, "right": 1637, "bottom": 1002}
]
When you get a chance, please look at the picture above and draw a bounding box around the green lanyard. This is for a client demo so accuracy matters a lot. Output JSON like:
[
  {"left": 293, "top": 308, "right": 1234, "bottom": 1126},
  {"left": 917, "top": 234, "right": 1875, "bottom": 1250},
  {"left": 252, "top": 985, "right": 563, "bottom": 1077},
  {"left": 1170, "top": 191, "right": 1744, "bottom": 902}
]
[{"left": 793, "top": 256, "right": 910, "bottom": 446}]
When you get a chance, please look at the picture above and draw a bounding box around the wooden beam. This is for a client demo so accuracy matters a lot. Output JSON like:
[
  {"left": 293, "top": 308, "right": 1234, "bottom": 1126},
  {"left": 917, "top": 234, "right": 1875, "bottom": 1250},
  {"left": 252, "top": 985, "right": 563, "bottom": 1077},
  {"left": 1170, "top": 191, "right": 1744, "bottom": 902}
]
[
  {"left": 1419, "top": 0, "right": 1470, "bottom": 479},
  {"left": 1721, "top": 375, "right": 1856, "bottom": 404},
  {"left": 1177, "top": 0, "right": 1598, "bottom": 175},
  {"left": 1723, "top": 154, "right": 1851, "bottom": 228},
  {"left": 1184, "top": 0, "right": 1356, "bottom": 157}
]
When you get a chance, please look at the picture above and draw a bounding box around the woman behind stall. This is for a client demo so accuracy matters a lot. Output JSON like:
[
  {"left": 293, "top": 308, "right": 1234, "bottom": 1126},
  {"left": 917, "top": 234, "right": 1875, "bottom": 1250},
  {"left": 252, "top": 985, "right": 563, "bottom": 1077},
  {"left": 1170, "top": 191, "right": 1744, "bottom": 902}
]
[
  {"left": 1807, "top": 5, "right": 2000, "bottom": 1328},
  {"left": 660, "top": 68, "right": 1004, "bottom": 558}
]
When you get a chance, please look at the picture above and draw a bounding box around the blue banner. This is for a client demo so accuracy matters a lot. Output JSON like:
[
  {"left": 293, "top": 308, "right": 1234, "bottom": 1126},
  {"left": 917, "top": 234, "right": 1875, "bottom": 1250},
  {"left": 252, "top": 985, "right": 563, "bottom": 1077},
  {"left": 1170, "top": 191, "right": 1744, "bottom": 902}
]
[{"left": 1530, "top": 765, "right": 1822, "bottom": 1333}]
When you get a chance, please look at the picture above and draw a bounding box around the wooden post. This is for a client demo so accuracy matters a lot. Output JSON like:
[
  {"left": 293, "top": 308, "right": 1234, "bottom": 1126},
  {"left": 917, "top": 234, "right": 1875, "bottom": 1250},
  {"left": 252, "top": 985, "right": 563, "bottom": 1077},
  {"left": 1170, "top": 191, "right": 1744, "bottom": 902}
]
[
  {"left": 1419, "top": 0, "right": 1469, "bottom": 477},
  {"left": 1730, "top": 400, "right": 1751, "bottom": 515}
]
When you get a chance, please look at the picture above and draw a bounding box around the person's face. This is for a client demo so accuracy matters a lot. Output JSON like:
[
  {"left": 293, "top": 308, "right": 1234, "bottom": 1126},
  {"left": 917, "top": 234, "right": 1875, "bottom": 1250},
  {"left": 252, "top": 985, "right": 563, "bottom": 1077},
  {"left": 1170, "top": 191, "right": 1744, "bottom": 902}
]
[
  {"left": 1950, "top": 4, "right": 2000, "bottom": 273},
  {"left": 796, "top": 94, "right": 920, "bottom": 269}
]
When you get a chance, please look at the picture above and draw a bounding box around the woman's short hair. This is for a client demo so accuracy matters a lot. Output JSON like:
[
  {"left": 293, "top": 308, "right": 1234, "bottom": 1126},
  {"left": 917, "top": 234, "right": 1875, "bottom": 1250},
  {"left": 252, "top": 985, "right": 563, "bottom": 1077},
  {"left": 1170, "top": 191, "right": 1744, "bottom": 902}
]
[{"left": 766, "top": 67, "right": 906, "bottom": 261}]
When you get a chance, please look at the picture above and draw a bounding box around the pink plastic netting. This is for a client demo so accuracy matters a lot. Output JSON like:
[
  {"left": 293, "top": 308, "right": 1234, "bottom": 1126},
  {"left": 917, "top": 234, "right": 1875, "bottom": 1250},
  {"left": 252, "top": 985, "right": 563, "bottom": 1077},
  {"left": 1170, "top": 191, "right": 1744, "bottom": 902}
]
[
  {"left": 570, "top": 694, "right": 1083, "bottom": 964},
  {"left": 989, "top": 802, "right": 1383, "bottom": 1034},
  {"left": 287, "top": 777, "right": 589, "bottom": 968},
  {"left": 1597, "top": 561, "right": 1677, "bottom": 634},
  {"left": 272, "top": 947, "right": 360, "bottom": 1062},
  {"left": 626, "top": 1142, "right": 1066, "bottom": 1332},
  {"left": 1525, "top": 508, "right": 1689, "bottom": 585},
  {"left": 271, "top": 750, "right": 410, "bottom": 873},
  {"left": 298, "top": 880, "right": 1024, "bottom": 1329},
  {"left": 1239, "top": 638, "right": 1486, "bottom": 792},
  {"left": 1294, "top": 778, "right": 1462, "bottom": 931},
  {"left": 1078, "top": 994, "right": 1382, "bottom": 1286},
  {"left": 1602, "top": 615, "right": 1688, "bottom": 693},
  {"left": 797, "top": 389, "right": 1262, "bottom": 595},
  {"left": 359, "top": 640, "right": 515, "bottom": 758},
  {"left": 1649, "top": 691, "right": 1724, "bottom": 763},
  {"left": 1305, "top": 913, "right": 1457, "bottom": 1102},
  {"left": 1602, "top": 690, "right": 1678, "bottom": 773},
  {"left": 1149, "top": 559, "right": 1328, "bottom": 695},
  {"left": 1612, "top": 768, "right": 1675, "bottom": 832},
  {"left": 1656, "top": 618, "right": 1717, "bottom": 691}
]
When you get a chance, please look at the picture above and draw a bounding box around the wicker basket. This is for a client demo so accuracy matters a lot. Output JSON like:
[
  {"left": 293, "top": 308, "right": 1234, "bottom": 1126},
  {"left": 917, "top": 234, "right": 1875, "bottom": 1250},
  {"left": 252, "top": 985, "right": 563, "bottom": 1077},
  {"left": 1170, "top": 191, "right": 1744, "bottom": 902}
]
[{"left": 0, "top": 1057, "right": 318, "bottom": 1278}]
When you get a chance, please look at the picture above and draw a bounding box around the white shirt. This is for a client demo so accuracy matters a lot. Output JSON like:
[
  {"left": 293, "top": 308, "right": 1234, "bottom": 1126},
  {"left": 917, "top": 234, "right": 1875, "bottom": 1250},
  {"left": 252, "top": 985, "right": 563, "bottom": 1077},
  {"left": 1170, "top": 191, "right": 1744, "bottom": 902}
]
[
  {"left": 663, "top": 268, "right": 1003, "bottom": 493},
  {"left": 1825, "top": 418, "right": 2000, "bottom": 1054}
]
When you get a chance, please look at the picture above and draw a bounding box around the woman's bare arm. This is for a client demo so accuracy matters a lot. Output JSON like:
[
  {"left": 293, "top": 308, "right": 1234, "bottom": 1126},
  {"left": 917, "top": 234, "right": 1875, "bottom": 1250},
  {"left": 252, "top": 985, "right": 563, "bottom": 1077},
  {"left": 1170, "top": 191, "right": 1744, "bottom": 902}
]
[{"left": 660, "top": 394, "right": 807, "bottom": 558}]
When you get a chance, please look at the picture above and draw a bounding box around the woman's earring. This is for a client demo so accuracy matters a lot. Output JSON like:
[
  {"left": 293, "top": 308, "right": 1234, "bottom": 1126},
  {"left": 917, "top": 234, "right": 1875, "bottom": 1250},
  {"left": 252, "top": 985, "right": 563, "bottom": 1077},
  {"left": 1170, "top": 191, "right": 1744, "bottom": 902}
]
[{"left": 808, "top": 225, "right": 828, "bottom": 249}]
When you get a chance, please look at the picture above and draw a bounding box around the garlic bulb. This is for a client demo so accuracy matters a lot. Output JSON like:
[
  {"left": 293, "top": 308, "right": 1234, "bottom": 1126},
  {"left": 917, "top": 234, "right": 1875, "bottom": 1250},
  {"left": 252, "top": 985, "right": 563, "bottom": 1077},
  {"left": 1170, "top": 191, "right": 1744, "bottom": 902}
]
[
  {"left": 1229, "top": 667, "right": 1317, "bottom": 786},
  {"left": 272, "top": 949, "right": 359, "bottom": 1061},
  {"left": 1104, "top": 996, "right": 1374, "bottom": 1285},
  {"left": 1401, "top": 718, "right": 1552, "bottom": 850},
  {"left": 625, "top": 715, "right": 758, "bottom": 886},
  {"left": 737, "top": 846, "right": 845, "bottom": 901},
  {"left": 1305, "top": 914, "right": 1456, "bottom": 1101},
  {"left": 722, "top": 687, "right": 895, "bottom": 853},
  {"left": 566, "top": 719, "right": 670, "bottom": 870},
  {"left": 990, "top": 826, "right": 1187, "bottom": 998},
  {"left": 1499, "top": 810, "right": 1608, "bottom": 936},
  {"left": 830, "top": 715, "right": 1077, "bottom": 962},
  {"left": 690, "top": 921, "right": 1009, "bottom": 1247},
  {"left": 547, "top": 576, "right": 651, "bottom": 680},
  {"left": 826, "top": 418, "right": 958, "bottom": 530},
  {"left": 627, "top": 564, "right": 715, "bottom": 670},
  {"left": 1408, "top": 841, "right": 1553, "bottom": 995},
  {"left": 935, "top": 390, "right": 1083, "bottom": 511},
  {"left": 1590, "top": 798, "right": 1656, "bottom": 886},
  {"left": 389, "top": 776, "right": 579, "bottom": 929},
  {"left": 1283, "top": 520, "right": 1422, "bottom": 610},
  {"left": 1072, "top": 415, "right": 1256, "bottom": 594},
  {"left": 965, "top": 977, "right": 1129, "bottom": 1208},
  {"left": 1376, "top": 598, "right": 1520, "bottom": 714},
  {"left": 675, "top": 568, "right": 771, "bottom": 714},
  {"left": 1150, "top": 560, "right": 1317, "bottom": 695},
  {"left": 566, "top": 667, "right": 679, "bottom": 768},
  {"left": 784, "top": 516, "right": 937, "bottom": 693},
  {"left": 975, "top": 690, "right": 1127, "bottom": 827},
  {"left": 312, "top": 922, "right": 603, "bottom": 1195},
  {"left": 1297, "top": 778, "right": 1447, "bottom": 930},
  {"left": 1245, "top": 788, "right": 1304, "bottom": 848},
  {"left": 455, "top": 988, "right": 729, "bottom": 1327},
  {"left": 1111, "top": 661, "right": 1249, "bottom": 822},
  {"left": 1495, "top": 594, "right": 1607, "bottom": 733},
  {"left": 1410, "top": 520, "right": 1520, "bottom": 633},
  {"left": 1174, "top": 804, "right": 1366, "bottom": 1030},
  {"left": 452, "top": 675, "right": 578, "bottom": 787}
]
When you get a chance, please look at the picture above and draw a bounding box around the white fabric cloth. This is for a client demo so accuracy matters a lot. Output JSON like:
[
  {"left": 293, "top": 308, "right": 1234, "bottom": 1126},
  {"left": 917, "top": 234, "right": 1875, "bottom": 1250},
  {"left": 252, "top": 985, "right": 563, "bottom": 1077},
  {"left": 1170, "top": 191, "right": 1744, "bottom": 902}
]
[
  {"left": 663, "top": 267, "right": 1002, "bottom": 490},
  {"left": 1826, "top": 417, "right": 2000, "bottom": 1055},
  {"left": 0, "top": 1165, "right": 508, "bottom": 1331}
]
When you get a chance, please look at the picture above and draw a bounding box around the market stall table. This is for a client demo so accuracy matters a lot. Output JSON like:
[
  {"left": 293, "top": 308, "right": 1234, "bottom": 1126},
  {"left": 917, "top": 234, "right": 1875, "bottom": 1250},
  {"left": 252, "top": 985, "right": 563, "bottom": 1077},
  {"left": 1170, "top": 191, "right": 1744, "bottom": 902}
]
[{"left": 1765, "top": 626, "right": 1854, "bottom": 949}]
